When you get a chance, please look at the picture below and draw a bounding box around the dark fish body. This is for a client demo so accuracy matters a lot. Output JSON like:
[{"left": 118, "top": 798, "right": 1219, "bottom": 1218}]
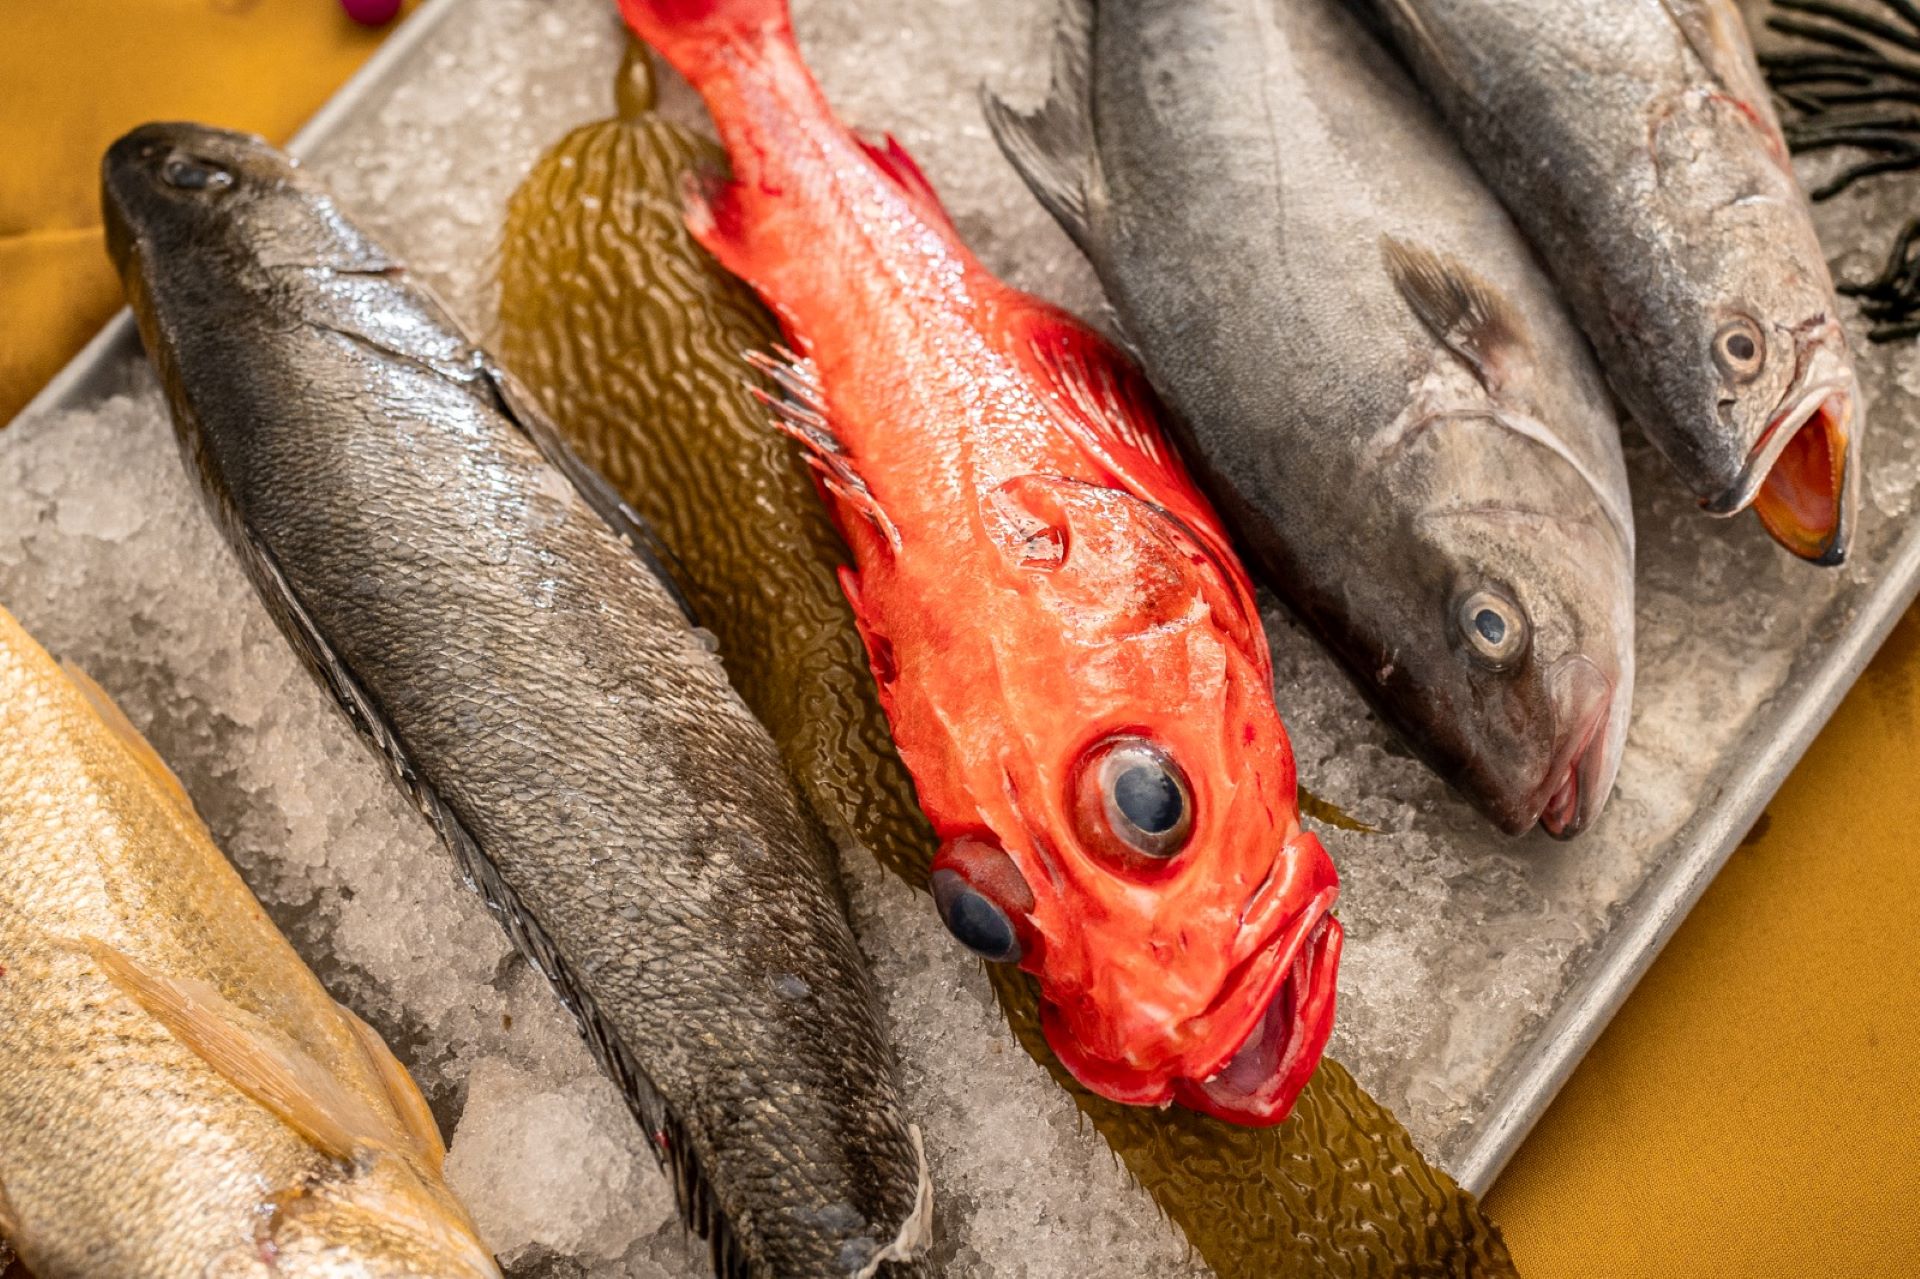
[
  {"left": 987, "top": 0, "right": 1634, "bottom": 838},
  {"left": 495, "top": 49, "right": 1514, "bottom": 1279},
  {"left": 1360, "top": 0, "right": 1860, "bottom": 563},
  {"left": 103, "top": 122, "right": 930, "bottom": 1279}
]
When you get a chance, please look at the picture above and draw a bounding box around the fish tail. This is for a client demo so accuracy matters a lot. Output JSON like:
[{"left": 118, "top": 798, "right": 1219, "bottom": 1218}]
[{"left": 615, "top": 0, "right": 792, "bottom": 82}]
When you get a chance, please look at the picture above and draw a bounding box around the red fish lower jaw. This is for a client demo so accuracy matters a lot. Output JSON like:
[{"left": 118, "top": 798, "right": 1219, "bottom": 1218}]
[{"left": 1036, "top": 892, "right": 1341, "bottom": 1125}]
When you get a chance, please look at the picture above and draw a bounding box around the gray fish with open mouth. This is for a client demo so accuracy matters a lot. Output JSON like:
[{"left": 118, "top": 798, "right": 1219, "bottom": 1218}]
[
  {"left": 102, "top": 121, "right": 932, "bottom": 1279},
  {"left": 1357, "top": 0, "right": 1860, "bottom": 565},
  {"left": 986, "top": 0, "right": 1635, "bottom": 837}
]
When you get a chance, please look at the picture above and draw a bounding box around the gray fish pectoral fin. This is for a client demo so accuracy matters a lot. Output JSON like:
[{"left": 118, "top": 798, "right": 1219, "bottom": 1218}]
[
  {"left": 1381, "top": 235, "right": 1525, "bottom": 391},
  {"left": 478, "top": 357, "right": 700, "bottom": 626},
  {"left": 980, "top": 0, "right": 1098, "bottom": 250}
]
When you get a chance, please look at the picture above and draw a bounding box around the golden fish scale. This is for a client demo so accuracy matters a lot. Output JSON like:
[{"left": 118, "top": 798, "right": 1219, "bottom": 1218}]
[
  {"left": 495, "top": 45, "right": 1515, "bottom": 1278},
  {"left": 0, "top": 607, "right": 491, "bottom": 1279}
]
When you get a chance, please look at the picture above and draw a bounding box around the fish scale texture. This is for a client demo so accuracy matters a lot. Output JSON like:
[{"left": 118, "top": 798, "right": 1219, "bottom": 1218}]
[
  {"left": 495, "top": 61, "right": 1514, "bottom": 1279},
  {"left": 111, "top": 125, "right": 926, "bottom": 1279}
]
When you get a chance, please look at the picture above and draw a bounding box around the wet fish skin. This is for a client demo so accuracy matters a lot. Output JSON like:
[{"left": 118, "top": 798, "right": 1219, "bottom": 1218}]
[
  {"left": 620, "top": 0, "right": 1343, "bottom": 1128},
  {"left": 1360, "top": 0, "right": 1860, "bottom": 563},
  {"left": 987, "top": 0, "right": 1636, "bottom": 838},
  {"left": 103, "top": 122, "right": 930, "bottom": 1279},
  {"left": 0, "top": 604, "right": 500, "bottom": 1279}
]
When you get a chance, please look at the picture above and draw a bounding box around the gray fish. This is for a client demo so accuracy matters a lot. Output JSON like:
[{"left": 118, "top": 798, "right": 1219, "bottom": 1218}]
[
  {"left": 102, "top": 122, "right": 932, "bottom": 1279},
  {"left": 1357, "top": 0, "right": 1860, "bottom": 564},
  {"left": 986, "top": 0, "right": 1636, "bottom": 837}
]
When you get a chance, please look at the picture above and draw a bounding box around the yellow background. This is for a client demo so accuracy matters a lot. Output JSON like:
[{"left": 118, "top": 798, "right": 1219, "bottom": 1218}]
[{"left": 2, "top": 1, "right": 1914, "bottom": 1273}]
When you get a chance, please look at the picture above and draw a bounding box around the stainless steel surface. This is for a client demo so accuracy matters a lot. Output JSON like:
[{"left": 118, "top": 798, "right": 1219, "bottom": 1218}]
[{"left": 7, "top": 0, "right": 1914, "bottom": 1209}]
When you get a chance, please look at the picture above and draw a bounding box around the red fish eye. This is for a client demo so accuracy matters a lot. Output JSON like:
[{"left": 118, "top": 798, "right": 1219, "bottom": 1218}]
[{"left": 1072, "top": 736, "right": 1194, "bottom": 864}]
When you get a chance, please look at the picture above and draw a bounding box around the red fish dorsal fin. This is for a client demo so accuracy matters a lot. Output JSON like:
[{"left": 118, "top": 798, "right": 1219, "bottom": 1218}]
[
  {"left": 1012, "top": 309, "right": 1266, "bottom": 663},
  {"left": 857, "top": 132, "right": 957, "bottom": 234}
]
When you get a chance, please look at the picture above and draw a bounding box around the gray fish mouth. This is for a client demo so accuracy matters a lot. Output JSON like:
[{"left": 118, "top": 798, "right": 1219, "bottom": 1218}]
[
  {"left": 1535, "top": 655, "right": 1616, "bottom": 840},
  {"left": 1700, "top": 351, "right": 1857, "bottom": 566}
]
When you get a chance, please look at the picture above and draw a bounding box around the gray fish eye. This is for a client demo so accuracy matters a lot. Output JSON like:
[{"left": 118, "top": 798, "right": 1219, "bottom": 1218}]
[
  {"left": 160, "top": 154, "right": 234, "bottom": 194},
  {"left": 1457, "top": 588, "right": 1528, "bottom": 671},
  {"left": 1713, "top": 317, "right": 1766, "bottom": 383}
]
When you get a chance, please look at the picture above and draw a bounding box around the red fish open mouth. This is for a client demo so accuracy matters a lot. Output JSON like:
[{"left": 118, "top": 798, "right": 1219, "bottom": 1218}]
[
  {"left": 1175, "top": 912, "right": 1343, "bottom": 1125},
  {"left": 1040, "top": 903, "right": 1342, "bottom": 1125}
]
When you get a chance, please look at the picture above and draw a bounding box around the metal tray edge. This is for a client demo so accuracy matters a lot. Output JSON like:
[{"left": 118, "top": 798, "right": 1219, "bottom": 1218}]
[{"left": 1454, "top": 520, "right": 1920, "bottom": 1194}]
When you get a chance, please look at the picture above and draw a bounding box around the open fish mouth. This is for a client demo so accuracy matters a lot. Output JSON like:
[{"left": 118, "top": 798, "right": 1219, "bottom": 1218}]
[
  {"left": 1536, "top": 657, "right": 1616, "bottom": 841},
  {"left": 1035, "top": 899, "right": 1341, "bottom": 1125},
  {"left": 1703, "top": 377, "right": 1857, "bottom": 566},
  {"left": 1175, "top": 912, "right": 1342, "bottom": 1126}
]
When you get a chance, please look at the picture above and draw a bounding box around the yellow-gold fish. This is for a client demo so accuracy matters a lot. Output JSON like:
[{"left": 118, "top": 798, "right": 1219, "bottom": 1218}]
[{"left": 0, "top": 603, "right": 499, "bottom": 1279}]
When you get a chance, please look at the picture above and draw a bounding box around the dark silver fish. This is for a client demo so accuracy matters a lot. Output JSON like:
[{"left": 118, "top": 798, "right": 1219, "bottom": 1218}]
[
  {"left": 986, "top": 0, "right": 1635, "bottom": 837},
  {"left": 1358, "top": 0, "right": 1860, "bottom": 564},
  {"left": 102, "top": 122, "right": 931, "bottom": 1279}
]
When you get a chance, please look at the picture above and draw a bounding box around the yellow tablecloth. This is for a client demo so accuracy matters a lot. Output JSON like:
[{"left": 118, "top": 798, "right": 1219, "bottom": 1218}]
[{"left": 3, "top": 2, "right": 1915, "bottom": 1273}]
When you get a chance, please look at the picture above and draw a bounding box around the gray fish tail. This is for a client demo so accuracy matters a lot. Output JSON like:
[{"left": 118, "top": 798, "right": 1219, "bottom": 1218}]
[{"left": 980, "top": 0, "right": 1098, "bottom": 249}]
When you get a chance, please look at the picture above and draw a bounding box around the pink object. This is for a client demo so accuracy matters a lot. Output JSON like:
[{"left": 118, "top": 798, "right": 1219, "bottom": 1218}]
[{"left": 340, "top": 0, "right": 403, "bottom": 26}]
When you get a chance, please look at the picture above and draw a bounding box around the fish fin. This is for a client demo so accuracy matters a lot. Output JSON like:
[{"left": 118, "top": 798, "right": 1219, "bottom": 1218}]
[
  {"left": 746, "top": 348, "right": 902, "bottom": 554},
  {"left": 981, "top": 0, "right": 1097, "bottom": 249},
  {"left": 616, "top": 0, "right": 792, "bottom": 83},
  {"left": 1014, "top": 311, "right": 1257, "bottom": 615},
  {"left": 1346, "top": 0, "right": 1474, "bottom": 99},
  {"left": 478, "top": 356, "right": 700, "bottom": 624},
  {"left": 57, "top": 660, "right": 201, "bottom": 825},
  {"left": 80, "top": 937, "right": 392, "bottom": 1163},
  {"left": 857, "top": 132, "right": 957, "bottom": 233},
  {"left": 339, "top": 1004, "right": 449, "bottom": 1172},
  {"left": 1381, "top": 236, "right": 1525, "bottom": 392},
  {"left": 1008, "top": 310, "right": 1270, "bottom": 667},
  {"left": 681, "top": 167, "right": 767, "bottom": 293}
]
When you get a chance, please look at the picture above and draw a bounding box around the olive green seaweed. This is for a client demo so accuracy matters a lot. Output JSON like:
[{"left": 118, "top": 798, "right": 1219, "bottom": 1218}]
[{"left": 493, "top": 44, "right": 1517, "bottom": 1278}]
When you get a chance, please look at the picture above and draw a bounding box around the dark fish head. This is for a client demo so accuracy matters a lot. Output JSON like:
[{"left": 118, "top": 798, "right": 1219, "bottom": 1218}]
[
  {"left": 1636, "top": 93, "right": 1858, "bottom": 565},
  {"left": 103, "top": 122, "right": 393, "bottom": 296},
  {"left": 1369, "top": 417, "right": 1635, "bottom": 841}
]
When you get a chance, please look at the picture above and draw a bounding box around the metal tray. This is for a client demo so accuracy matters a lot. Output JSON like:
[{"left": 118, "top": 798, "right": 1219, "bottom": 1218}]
[{"left": 10, "top": 0, "right": 1918, "bottom": 1205}]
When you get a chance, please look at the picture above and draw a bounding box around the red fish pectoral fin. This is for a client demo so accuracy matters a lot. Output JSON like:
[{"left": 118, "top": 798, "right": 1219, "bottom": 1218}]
[
  {"left": 837, "top": 564, "right": 901, "bottom": 709},
  {"left": 856, "top": 132, "right": 957, "bottom": 234},
  {"left": 1013, "top": 311, "right": 1267, "bottom": 668}
]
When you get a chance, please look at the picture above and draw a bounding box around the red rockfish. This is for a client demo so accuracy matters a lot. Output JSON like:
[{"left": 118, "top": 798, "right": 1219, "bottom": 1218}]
[{"left": 618, "top": 0, "right": 1341, "bottom": 1125}]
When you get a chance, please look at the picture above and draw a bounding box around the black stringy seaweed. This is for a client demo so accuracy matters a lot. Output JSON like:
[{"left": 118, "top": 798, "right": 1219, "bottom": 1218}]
[{"left": 1763, "top": 0, "right": 1920, "bottom": 339}]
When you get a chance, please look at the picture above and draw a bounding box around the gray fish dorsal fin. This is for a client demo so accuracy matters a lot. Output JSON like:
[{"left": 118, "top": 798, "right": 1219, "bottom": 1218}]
[
  {"left": 477, "top": 356, "right": 699, "bottom": 625},
  {"left": 980, "top": 0, "right": 1098, "bottom": 249},
  {"left": 1381, "top": 235, "right": 1524, "bottom": 391}
]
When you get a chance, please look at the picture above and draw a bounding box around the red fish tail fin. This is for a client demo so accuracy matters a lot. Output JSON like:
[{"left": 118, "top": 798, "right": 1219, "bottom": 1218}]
[{"left": 615, "top": 0, "right": 792, "bottom": 81}]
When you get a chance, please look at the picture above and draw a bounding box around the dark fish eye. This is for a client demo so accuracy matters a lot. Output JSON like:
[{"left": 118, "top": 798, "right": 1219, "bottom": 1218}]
[
  {"left": 1072, "top": 736, "right": 1194, "bottom": 863},
  {"left": 1713, "top": 317, "right": 1765, "bottom": 383},
  {"left": 161, "top": 153, "right": 234, "bottom": 194},
  {"left": 1456, "top": 587, "right": 1528, "bottom": 671},
  {"left": 931, "top": 869, "right": 1022, "bottom": 963}
]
